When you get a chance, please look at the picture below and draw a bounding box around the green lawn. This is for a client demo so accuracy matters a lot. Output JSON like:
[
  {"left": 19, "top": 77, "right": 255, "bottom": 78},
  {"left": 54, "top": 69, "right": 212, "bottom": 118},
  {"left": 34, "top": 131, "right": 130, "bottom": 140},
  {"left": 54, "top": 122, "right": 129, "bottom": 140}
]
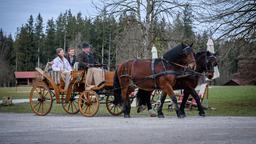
[
  {"left": 0, "top": 86, "right": 256, "bottom": 116},
  {"left": 0, "top": 86, "right": 31, "bottom": 99},
  {"left": 207, "top": 86, "right": 256, "bottom": 116}
]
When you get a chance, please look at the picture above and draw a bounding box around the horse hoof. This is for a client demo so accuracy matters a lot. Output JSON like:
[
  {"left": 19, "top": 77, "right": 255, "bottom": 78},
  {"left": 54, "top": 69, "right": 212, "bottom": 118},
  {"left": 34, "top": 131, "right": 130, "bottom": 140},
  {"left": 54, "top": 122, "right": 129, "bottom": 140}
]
[
  {"left": 180, "top": 111, "right": 186, "bottom": 118},
  {"left": 158, "top": 114, "right": 165, "bottom": 118},
  {"left": 137, "top": 105, "right": 146, "bottom": 113},
  {"left": 148, "top": 109, "right": 157, "bottom": 117},
  {"left": 199, "top": 112, "right": 206, "bottom": 117},
  {"left": 176, "top": 110, "right": 182, "bottom": 118},
  {"left": 179, "top": 114, "right": 186, "bottom": 118},
  {"left": 124, "top": 114, "right": 131, "bottom": 118}
]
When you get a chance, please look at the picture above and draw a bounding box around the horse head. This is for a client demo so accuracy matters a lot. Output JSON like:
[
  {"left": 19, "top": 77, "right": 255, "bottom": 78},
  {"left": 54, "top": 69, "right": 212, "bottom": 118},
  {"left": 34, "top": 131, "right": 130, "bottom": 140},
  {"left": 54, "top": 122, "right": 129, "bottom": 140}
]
[
  {"left": 196, "top": 51, "right": 218, "bottom": 79},
  {"left": 163, "top": 43, "right": 196, "bottom": 69}
]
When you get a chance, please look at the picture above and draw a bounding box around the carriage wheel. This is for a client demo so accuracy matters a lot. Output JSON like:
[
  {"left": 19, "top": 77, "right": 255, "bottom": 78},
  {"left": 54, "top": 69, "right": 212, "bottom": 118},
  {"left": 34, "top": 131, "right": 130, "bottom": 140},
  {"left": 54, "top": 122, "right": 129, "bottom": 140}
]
[
  {"left": 78, "top": 90, "right": 100, "bottom": 117},
  {"left": 61, "top": 91, "right": 79, "bottom": 114},
  {"left": 29, "top": 85, "right": 53, "bottom": 116},
  {"left": 106, "top": 95, "right": 123, "bottom": 116}
]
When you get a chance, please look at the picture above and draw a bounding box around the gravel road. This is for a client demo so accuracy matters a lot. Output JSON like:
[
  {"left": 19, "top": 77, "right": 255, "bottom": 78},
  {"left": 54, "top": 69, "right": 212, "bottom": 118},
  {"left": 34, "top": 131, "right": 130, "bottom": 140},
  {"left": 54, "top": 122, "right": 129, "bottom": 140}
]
[{"left": 0, "top": 113, "right": 256, "bottom": 144}]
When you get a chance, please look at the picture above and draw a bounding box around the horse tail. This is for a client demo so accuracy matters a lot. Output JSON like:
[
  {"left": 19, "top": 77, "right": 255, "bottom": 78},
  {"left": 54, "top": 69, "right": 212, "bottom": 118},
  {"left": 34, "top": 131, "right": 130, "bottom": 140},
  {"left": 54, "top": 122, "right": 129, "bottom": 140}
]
[
  {"left": 136, "top": 89, "right": 152, "bottom": 107},
  {"left": 113, "top": 69, "right": 122, "bottom": 105}
]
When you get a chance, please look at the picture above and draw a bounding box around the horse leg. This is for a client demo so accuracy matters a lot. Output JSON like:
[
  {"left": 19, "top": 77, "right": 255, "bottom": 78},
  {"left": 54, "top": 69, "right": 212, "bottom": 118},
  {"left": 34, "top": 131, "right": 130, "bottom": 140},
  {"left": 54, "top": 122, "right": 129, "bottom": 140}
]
[
  {"left": 122, "top": 87, "right": 131, "bottom": 118},
  {"left": 163, "top": 85, "right": 183, "bottom": 118},
  {"left": 144, "top": 91, "right": 156, "bottom": 117},
  {"left": 179, "top": 89, "right": 190, "bottom": 117},
  {"left": 145, "top": 91, "right": 152, "bottom": 110},
  {"left": 171, "top": 95, "right": 184, "bottom": 118},
  {"left": 189, "top": 88, "right": 206, "bottom": 117},
  {"left": 136, "top": 89, "right": 146, "bottom": 113},
  {"left": 157, "top": 92, "right": 167, "bottom": 118},
  {"left": 123, "top": 100, "right": 131, "bottom": 118}
]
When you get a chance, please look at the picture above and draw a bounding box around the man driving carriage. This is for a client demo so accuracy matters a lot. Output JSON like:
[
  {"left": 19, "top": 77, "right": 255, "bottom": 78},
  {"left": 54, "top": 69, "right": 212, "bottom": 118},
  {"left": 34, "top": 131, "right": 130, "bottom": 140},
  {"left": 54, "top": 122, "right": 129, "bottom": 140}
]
[
  {"left": 77, "top": 43, "right": 96, "bottom": 70},
  {"left": 77, "top": 42, "right": 105, "bottom": 87}
]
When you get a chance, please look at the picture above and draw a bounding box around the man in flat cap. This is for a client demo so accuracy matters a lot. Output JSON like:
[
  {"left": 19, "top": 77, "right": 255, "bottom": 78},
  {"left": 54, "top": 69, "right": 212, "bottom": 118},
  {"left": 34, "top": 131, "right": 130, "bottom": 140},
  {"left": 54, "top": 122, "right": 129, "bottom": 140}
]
[
  {"left": 77, "top": 42, "right": 96, "bottom": 69},
  {"left": 77, "top": 42, "right": 105, "bottom": 87}
]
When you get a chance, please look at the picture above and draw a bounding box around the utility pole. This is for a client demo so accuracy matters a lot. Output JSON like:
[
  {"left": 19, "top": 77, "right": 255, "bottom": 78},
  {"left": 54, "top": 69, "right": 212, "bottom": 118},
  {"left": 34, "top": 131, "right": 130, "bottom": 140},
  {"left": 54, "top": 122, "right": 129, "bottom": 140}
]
[
  {"left": 37, "top": 46, "right": 40, "bottom": 67},
  {"left": 101, "top": 8, "right": 106, "bottom": 65},
  {"left": 64, "top": 25, "right": 67, "bottom": 52},
  {"left": 63, "top": 14, "right": 67, "bottom": 52},
  {"left": 108, "top": 32, "right": 111, "bottom": 70}
]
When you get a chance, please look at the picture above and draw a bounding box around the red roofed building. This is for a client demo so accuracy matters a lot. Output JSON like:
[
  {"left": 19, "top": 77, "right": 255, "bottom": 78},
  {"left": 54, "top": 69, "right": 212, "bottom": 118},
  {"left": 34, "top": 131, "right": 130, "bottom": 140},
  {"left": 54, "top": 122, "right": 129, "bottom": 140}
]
[{"left": 14, "top": 71, "right": 40, "bottom": 85}]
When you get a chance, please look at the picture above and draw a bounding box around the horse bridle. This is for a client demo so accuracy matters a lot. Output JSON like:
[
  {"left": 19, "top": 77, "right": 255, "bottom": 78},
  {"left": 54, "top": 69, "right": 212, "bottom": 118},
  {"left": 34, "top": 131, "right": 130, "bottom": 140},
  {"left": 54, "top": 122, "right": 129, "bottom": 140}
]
[{"left": 199, "top": 51, "right": 216, "bottom": 74}]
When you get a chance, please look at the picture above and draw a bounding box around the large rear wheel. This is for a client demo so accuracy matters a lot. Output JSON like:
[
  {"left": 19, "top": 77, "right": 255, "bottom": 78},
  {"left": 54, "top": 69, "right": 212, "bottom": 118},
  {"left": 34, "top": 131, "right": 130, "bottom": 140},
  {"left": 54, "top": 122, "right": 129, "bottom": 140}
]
[
  {"left": 106, "top": 95, "right": 123, "bottom": 116},
  {"left": 29, "top": 84, "right": 53, "bottom": 116},
  {"left": 78, "top": 90, "right": 100, "bottom": 117}
]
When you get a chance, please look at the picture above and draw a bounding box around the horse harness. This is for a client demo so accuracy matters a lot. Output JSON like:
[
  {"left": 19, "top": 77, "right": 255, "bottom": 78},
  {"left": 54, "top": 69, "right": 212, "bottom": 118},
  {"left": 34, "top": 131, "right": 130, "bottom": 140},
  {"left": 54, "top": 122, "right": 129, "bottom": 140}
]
[{"left": 120, "top": 59, "right": 202, "bottom": 90}]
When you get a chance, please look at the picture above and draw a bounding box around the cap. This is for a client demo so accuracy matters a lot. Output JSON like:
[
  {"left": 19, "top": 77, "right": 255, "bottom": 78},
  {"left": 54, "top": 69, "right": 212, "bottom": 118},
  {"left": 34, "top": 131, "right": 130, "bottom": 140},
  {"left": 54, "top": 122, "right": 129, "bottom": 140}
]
[{"left": 81, "top": 42, "right": 91, "bottom": 49}]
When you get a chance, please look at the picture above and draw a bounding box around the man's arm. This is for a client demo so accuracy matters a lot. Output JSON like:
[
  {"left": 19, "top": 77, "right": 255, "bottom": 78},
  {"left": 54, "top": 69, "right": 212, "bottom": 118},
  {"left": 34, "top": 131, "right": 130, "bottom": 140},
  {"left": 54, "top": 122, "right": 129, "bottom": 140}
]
[
  {"left": 52, "top": 58, "right": 61, "bottom": 71},
  {"left": 77, "top": 53, "right": 88, "bottom": 68}
]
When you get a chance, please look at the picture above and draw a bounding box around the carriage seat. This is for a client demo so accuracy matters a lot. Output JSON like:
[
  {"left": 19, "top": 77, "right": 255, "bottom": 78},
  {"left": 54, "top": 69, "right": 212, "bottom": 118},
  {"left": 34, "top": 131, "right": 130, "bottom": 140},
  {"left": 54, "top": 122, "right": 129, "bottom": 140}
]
[{"left": 43, "top": 62, "right": 62, "bottom": 85}]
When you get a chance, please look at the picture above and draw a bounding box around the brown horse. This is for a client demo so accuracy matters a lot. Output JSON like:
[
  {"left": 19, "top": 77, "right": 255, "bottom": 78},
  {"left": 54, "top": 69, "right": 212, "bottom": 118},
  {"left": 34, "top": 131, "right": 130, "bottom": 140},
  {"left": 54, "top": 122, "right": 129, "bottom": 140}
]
[
  {"left": 157, "top": 51, "right": 218, "bottom": 117},
  {"left": 113, "top": 43, "right": 196, "bottom": 118},
  {"left": 136, "top": 51, "right": 218, "bottom": 118}
]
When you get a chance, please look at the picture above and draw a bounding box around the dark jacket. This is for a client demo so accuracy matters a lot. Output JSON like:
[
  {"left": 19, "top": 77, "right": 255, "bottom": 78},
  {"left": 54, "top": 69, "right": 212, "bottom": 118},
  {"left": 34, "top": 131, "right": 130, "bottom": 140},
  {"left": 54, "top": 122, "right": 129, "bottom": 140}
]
[
  {"left": 66, "top": 55, "right": 76, "bottom": 67},
  {"left": 77, "top": 51, "right": 97, "bottom": 70}
]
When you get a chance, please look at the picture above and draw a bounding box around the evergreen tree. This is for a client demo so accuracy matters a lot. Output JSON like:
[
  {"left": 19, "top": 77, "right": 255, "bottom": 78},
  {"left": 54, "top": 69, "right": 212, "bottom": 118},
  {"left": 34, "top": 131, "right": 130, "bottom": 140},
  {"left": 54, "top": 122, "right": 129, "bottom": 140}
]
[
  {"left": 26, "top": 15, "right": 37, "bottom": 70},
  {"left": 15, "top": 25, "right": 30, "bottom": 70},
  {"left": 34, "top": 13, "right": 44, "bottom": 67},
  {"left": 182, "top": 3, "right": 194, "bottom": 43},
  {"left": 44, "top": 18, "right": 57, "bottom": 63},
  {"left": 0, "top": 29, "right": 15, "bottom": 86},
  {"left": 55, "top": 12, "right": 66, "bottom": 49}
]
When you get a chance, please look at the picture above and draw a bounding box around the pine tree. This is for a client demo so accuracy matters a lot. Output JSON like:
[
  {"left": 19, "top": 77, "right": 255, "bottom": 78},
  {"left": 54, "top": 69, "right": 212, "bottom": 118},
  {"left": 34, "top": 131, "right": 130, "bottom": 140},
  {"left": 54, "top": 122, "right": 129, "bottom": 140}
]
[
  {"left": 26, "top": 15, "right": 36, "bottom": 70},
  {"left": 182, "top": 3, "right": 194, "bottom": 44},
  {"left": 56, "top": 12, "right": 66, "bottom": 49},
  {"left": 44, "top": 18, "right": 57, "bottom": 63},
  {"left": 15, "top": 25, "right": 30, "bottom": 71},
  {"left": 34, "top": 13, "right": 44, "bottom": 67},
  {"left": 0, "top": 29, "right": 15, "bottom": 86}
]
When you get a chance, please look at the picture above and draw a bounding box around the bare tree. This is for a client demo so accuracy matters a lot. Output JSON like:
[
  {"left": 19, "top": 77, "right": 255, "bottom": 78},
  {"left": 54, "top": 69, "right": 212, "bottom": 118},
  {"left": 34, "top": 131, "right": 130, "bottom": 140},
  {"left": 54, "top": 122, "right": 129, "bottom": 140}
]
[
  {"left": 114, "top": 17, "right": 144, "bottom": 63},
  {"left": 93, "top": 0, "right": 186, "bottom": 58},
  {"left": 195, "top": 0, "right": 256, "bottom": 41}
]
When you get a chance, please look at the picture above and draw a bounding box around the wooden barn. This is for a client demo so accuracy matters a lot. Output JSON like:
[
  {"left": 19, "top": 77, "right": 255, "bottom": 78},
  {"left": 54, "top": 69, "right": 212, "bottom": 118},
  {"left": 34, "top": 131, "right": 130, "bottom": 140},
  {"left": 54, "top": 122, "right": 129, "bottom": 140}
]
[{"left": 14, "top": 71, "right": 39, "bottom": 85}]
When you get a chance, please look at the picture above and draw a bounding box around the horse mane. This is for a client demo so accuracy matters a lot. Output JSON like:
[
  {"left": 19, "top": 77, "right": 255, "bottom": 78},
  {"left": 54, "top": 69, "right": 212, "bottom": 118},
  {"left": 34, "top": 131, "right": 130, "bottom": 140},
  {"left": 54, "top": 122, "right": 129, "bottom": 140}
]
[
  {"left": 163, "top": 43, "right": 191, "bottom": 63},
  {"left": 196, "top": 50, "right": 214, "bottom": 59}
]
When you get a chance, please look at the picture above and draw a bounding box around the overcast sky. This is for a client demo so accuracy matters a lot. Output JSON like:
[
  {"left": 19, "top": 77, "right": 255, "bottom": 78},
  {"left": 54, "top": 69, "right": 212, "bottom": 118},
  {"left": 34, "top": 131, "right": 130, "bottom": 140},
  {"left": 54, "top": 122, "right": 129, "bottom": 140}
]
[{"left": 0, "top": 0, "right": 99, "bottom": 36}]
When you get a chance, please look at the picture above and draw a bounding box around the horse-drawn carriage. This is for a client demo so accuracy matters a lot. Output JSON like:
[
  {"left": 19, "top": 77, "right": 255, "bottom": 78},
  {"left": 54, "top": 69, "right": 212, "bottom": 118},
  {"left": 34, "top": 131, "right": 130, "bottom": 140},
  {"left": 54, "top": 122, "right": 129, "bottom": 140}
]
[
  {"left": 29, "top": 43, "right": 217, "bottom": 118},
  {"left": 29, "top": 63, "right": 122, "bottom": 117}
]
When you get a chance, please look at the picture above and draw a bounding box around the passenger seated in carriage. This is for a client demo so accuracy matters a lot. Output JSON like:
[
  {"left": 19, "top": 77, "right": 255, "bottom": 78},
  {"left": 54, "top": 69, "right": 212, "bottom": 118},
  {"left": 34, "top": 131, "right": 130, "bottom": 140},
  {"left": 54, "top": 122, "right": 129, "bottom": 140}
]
[
  {"left": 52, "top": 48, "right": 72, "bottom": 91},
  {"left": 65, "top": 47, "right": 76, "bottom": 68},
  {"left": 77, "top": 42, "right": 105, "bottom": 87}
]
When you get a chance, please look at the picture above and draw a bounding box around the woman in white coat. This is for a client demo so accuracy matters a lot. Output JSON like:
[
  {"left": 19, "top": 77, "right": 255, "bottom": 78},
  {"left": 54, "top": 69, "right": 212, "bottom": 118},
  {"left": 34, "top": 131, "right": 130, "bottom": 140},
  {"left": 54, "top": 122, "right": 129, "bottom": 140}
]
[{"left": 52, "top": 48, "right": 72, "bottom": 91}]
